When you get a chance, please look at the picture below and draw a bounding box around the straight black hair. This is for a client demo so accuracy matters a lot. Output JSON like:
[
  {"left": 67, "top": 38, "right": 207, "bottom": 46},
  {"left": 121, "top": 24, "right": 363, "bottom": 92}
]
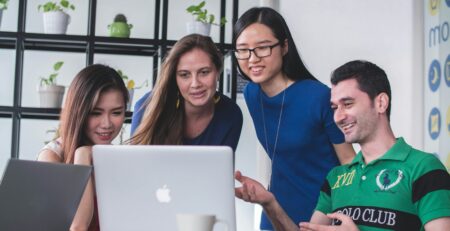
[{"left": 233, "top": 7, "right": 316, "bottom": 82}]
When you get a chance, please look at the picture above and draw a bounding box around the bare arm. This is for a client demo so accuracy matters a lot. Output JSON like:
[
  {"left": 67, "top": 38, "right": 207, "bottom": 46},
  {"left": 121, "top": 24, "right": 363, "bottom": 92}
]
[
  {"left": 425, "top": 217, "right": 450, "bottom": 231},
  {"left": 235, "top": 171, "right": 298, "bottom": 231},
  {"left": 37, "top": 149, "right": 62, "bottom": 163},
  {"left": 333, "top": 143, "right": 355, "bottom": 164},
  {"left": 70, "top": 146, "right": 95, "bottom": 231}
]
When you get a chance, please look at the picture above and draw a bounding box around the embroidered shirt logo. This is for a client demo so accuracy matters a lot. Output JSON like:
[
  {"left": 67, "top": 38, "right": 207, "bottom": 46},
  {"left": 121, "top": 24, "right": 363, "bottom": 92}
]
[
  {"left": 375, "top": 169, "right": 403, "bottom": 192},
  {"left": 332, "top": 169, "right": 356, "bottom": 189}
]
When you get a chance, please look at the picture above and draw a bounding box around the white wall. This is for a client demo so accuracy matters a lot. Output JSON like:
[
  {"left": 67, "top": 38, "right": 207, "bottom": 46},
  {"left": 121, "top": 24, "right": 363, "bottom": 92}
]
[{"left": 280, "top": 0, "right": 424, "bottom": 149}]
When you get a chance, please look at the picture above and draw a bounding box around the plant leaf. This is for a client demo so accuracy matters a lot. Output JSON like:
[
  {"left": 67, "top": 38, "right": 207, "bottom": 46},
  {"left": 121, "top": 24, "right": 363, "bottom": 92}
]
[
  {"left": 53, "top": 61, "right": 64, "bottom": 71},
  {"left": 60, "top": 0, "right": 69, "bottom": 8},
  {"left": 198, "top": 1, "right": 205, "bottom": 9}
]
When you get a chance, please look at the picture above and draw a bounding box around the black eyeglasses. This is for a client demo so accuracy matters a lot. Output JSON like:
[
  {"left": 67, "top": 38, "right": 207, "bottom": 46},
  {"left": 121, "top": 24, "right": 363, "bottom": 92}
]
[{"left": 234, "top": 42, "right": 280, "bottom": 60}]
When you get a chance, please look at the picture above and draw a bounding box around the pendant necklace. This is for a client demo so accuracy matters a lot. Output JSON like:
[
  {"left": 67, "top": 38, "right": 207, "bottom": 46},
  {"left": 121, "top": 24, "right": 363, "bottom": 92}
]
[{"left": 259, "top": 83, "right": 287, "bottom": 191}]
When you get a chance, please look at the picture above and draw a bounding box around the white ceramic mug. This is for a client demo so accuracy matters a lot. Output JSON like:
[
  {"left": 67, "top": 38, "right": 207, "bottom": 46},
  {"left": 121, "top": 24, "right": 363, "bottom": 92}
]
[{"left": 176, "top": 213, "right": 228, "bottom": 231}]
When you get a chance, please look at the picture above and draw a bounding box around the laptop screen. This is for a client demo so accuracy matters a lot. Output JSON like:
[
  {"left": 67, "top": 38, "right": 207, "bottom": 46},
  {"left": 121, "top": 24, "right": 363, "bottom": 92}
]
[{"left": 0, "top": 159, "right": 92, "bottom": 231}]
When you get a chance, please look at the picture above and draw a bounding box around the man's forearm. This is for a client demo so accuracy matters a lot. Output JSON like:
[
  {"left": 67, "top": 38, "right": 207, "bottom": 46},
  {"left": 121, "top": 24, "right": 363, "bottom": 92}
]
[{"left": 263, "top": 199, "right": 298, "bottom": 231}]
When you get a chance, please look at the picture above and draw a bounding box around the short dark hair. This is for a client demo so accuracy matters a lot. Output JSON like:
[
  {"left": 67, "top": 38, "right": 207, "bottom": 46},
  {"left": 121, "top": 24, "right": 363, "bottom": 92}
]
[
  {"left": 331, "top": 60, "right": 392, "bottom": 120},
  {"left": 233, "top": 7, "right": 316, "bottom": 82}
]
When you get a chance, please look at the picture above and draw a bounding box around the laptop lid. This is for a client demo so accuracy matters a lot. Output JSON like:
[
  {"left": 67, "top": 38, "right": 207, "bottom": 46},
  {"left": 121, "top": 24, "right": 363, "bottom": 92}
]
[
  {"left": 93, "top": 145, "right": 236, "bottom": 231},
  {"left": 0, "top": 159, "right": 92, "bottom": 231}
]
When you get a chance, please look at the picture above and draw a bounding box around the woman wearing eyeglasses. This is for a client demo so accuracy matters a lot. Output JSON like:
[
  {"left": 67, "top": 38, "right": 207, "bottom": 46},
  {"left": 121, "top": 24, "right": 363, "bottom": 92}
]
[{"left": 233, "top": 7, "right": 355, "bottom": 230}]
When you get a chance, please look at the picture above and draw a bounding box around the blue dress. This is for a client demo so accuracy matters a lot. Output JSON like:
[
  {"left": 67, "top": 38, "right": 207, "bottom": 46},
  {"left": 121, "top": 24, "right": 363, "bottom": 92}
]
[
  {"left": 131, "top": 92, "right": 243, "bottom": 152},
  {"left": 244, "top": 80, "right": 345, "bottom": 230}
]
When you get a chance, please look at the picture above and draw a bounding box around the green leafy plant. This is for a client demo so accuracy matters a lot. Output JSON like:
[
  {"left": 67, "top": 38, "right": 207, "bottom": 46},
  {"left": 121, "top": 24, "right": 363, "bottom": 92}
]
[
  {"left": 40, "top": 61, "right": 64, "bottom": 86},
  {"left": 117, "top": 69, "right": 148, "bottom": 90},
  {"left": 0, "top": 0, "right": 9, "bottom": 10},
  {"left": 37, "top": 0, "right": 75, "bottom": 13},
  {"left": 186, "top": 1, "right": 227, "bottom": 26},
  {"left": 114, "top": 14, "right": 128, "bottom": 23}
]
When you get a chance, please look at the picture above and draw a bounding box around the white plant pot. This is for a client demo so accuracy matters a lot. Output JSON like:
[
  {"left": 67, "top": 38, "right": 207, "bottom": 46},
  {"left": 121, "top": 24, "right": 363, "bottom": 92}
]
[
  {"left": 38, "top": 85, "right": 65, "bottom": 108},
  {"left": 186, "top": 21, "right": 211, "bottom": 36},
  {"left": 43, "top": 11, "right": 70, "bottom": 34},
  {"left": 127, "top": 88, "right": 134, "bottom": 111}
]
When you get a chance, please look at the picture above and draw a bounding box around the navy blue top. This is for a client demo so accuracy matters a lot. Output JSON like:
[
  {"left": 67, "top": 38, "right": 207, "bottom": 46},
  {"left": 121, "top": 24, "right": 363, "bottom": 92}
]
[
  {"left": 244, "top": 80, "right": 345, "bottom": 230},
  {"left": 131, "top": 92, "right": 243, "bottom": 152}
]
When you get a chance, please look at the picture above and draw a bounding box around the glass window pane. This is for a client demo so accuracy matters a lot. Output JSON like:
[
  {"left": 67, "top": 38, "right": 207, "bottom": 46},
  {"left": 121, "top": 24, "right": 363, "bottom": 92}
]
[
  {"left": 22, "top": 51, "right": 86, "bottom": 107},
  {"left": 227, "top": 0, "right": 259, "bottom": 44},
  {"left": 0, "top": 0, "right": 19, "bottom": 32},
  {"left": 168, "top": 0, "right": 222, "bottom": 42},
  {"left": 94, "top": 54, "right": 153, "bottom": 111},
  {"left": 19, "top": 119, "right": 59, "bottom": 161},
  {"left": 26, "top": 0, "right": 89, "bottom": 35},
  {"left": 0, "top": 118, "right": 12, "bottom": 173},
  {"left": 96, "top": 0, "right": 156, "bottom": 39},
  {"left": 0, "top": 49, "right": 15, "bottom": 106}
]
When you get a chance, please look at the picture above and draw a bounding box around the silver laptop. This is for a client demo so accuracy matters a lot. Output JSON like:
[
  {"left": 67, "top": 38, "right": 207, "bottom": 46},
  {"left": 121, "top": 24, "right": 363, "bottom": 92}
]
[
  {"left": 93, "top": 145, "right": 236, "bottom": 231},
  {"left": 0, "top": 159, "right": 92, "bottom": 231}
]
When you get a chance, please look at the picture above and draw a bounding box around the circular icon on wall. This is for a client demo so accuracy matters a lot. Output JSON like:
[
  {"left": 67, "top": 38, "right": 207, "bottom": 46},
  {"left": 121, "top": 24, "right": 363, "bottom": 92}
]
[
  {"left": 428, "top": 107, "right": 441, "bottom": 140},
  {"left": 446, "top": 0, "right": 450, "bottom": 7},
  {"left": 429, "top": 0, "right": 440, "bottom": 15},
  {"left": 445, "top": 54, "right": 450, "bottom": 87},
  {"left": 428, "top": 60, "right": 441, "bottom": 92}
]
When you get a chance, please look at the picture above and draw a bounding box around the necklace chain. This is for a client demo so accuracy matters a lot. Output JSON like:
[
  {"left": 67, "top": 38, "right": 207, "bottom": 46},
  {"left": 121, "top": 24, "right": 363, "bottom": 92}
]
[{"left": 260, "top": 85, "right": 286, "bottom": 191}]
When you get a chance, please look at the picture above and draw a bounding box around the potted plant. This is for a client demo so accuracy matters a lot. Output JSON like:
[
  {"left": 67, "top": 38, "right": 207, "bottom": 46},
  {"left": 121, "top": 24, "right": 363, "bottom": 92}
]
[
  {"left": 38, "top": 0, "right": 75, "bottom": 34},
  {"left": 108, "top": 13, "right": 133, "bottom": 38},
  {"left": 0, "top": 0, "right": 8, "bottom": 28},
  {"left": 37, "top": 61, "right": 66, "bottom": 108},
  {"left": 186, "top": 1, "right": 227, "bottom": 36},
  {"left": 117, "top": 69, "right": 147, "bottom": 111}
]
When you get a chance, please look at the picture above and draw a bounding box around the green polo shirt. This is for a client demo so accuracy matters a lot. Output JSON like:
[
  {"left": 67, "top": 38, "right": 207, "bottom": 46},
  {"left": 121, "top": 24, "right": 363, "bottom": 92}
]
[{"left": 315, "top": 137, "right": 450, "bottom": 230}]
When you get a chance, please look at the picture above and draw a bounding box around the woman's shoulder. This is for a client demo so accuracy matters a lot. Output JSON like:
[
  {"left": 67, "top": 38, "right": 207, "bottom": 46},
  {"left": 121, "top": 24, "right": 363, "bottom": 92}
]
[
  {"left": 215, "top": 93, "right": 243, "bottom": 124},
  {"left": 217, "top": 94, "right": 242, "bottom": 114},
  {"left": 292, "top": 79, "right": 330, "bottom": 91},
  {"left": 38, "top": 139, "right": 64, "bottom": 162}
]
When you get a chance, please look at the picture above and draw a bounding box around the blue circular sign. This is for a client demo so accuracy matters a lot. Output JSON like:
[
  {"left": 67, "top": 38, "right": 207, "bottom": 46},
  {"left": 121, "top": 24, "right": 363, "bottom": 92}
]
[
  {"left": 445, "top": 54, "right": 450, "bottom": 87},
  {"left": 446, "top": 0, "right": 450, "bottom": 7},
  {"left": 428, "top": 59, "right": 441, "bottom": 92},
  {"left": 428, "top": 107, "right": 441, "bottom": 140}
]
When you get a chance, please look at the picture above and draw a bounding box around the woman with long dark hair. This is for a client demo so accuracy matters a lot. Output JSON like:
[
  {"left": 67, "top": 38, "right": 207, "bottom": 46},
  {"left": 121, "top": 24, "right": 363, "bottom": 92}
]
[
  {"left": 38, "top": 64, "right": 129, "bottom": 231},
  {"left": 130, "top": 34, "right": 242, "bottom": 151},
  {"left": 233, "top": 7, "right": 355, "bottom": 229}
]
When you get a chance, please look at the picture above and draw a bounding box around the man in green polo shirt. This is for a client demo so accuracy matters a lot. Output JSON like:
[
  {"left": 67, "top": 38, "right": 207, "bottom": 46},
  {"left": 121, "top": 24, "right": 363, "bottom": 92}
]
[{"left": 235, "top": 60, "right": 450, "bottom": 230}]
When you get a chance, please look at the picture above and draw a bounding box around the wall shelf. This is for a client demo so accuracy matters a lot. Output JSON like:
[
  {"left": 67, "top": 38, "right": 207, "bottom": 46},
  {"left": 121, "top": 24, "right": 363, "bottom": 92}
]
[{"left": 0, "top": 0, "right": 239, "bottom": 159}]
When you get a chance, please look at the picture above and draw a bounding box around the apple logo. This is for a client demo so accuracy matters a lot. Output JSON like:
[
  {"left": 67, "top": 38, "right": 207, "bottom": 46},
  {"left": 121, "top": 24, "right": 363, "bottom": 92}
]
[{"left": 156, "top": 184, "right": 171, "bottom": 203}]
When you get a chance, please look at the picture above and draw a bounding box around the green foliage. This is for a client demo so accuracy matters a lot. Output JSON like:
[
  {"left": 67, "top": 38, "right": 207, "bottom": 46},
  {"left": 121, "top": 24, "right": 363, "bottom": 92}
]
[
  {"left": 186, "top": 1, "right": 227, "bottom": 26},
  {"left": 40, "top": 61, "right": 64, "bottom": 86},
  {"left": 114, "top": 14, "right": 128, "bottom": 23},
  {"left": 0, "top": 0, "right": 8, "bottom": 10},
  {"left": 37, "top": 0, "right": 75, "bottom": 13}
]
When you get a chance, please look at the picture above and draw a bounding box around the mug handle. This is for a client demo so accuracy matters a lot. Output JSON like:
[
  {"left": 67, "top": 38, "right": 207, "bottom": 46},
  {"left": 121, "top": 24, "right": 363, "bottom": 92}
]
[{"left": 214, "top": 218, "right": 229, "bottom": 231}]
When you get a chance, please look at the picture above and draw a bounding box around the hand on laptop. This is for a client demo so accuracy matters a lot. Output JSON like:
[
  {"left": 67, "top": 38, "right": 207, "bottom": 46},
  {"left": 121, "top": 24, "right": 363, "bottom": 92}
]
[
  {"left": 234, "top": 170, "right": 275, "bottom": 206},
  {"left": 74, "top": 146, "right": 93, "bottom": 166}
]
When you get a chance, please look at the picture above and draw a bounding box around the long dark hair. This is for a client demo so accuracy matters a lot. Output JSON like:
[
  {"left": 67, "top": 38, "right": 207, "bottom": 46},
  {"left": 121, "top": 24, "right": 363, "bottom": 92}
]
[
  {"left": 59, "top": 64, "right": 129, "bottom": 163},
  {"left": 130, "top": 34, "right": 223, "bottom": 145},
  {"left": 233, "top": 7, "right": 316, "bottom": 82}
]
